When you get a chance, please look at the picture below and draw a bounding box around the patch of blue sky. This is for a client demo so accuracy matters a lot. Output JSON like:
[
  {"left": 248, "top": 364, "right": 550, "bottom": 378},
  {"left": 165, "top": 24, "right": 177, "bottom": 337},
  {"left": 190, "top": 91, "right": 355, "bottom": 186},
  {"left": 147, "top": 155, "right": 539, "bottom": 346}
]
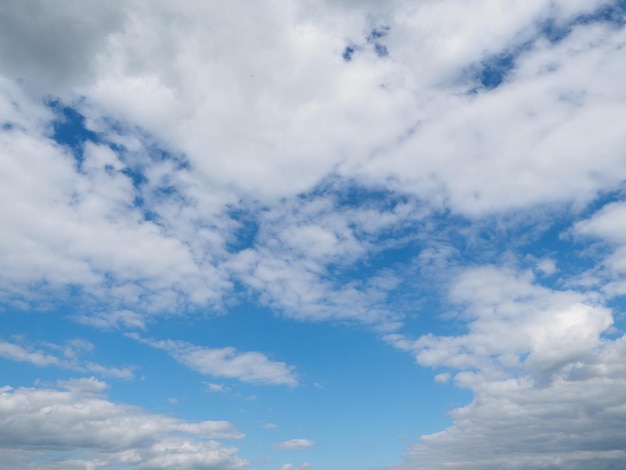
[
  {"left": 342, "top": 44, "right": 356, "bottom": 62},
  {"left": 467, "top": 1, "right": 626, "bottom": 93},
  {"left": 224, "top": 204, "right": 262, "bottom": 253},
  {"left": 48, "top": 100, "right": 97, "bottom": 167},
  {"left": 373, "top": 42, "right": 389, "bottom": 58},
  {"left": 342, "top": 24, "right": 391, "bottom": 62},
  {"left": 477, "top": 51, "right": 516, "bottom": 90},
  {"left": 540, "top": 2, "right": 625, "bottom": 43},
  {"left": 573, "top": 0, "right": 626, "bottom": 28},
  {"left": 143, "top": 301, "right": 469, "bottom": 470},
  {"left": 0, "top": 301, "right": 464, "bottom": 470},
  {"left": 47, "top": 102, "right": 199, "bottom": 230},
  {"left": 366, "top": 25, "right": 390, "bottom": 43}
]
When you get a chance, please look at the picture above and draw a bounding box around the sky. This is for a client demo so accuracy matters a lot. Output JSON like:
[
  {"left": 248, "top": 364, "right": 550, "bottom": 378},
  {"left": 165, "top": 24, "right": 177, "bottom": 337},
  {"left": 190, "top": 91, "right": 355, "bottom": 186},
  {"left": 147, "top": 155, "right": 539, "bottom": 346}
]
[{"left": 1, "top": 0, "right": 626, "bottom": 469}]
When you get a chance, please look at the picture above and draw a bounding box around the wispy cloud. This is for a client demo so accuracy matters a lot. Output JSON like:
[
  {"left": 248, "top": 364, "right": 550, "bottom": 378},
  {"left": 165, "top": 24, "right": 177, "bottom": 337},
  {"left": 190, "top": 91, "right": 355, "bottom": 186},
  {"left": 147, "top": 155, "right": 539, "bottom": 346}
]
[
  {"left": 0, "top": 336, "right": 135, "bottom": 379},
  {"left": 129, "top": 334, "right": 298, "bottom": 386}
]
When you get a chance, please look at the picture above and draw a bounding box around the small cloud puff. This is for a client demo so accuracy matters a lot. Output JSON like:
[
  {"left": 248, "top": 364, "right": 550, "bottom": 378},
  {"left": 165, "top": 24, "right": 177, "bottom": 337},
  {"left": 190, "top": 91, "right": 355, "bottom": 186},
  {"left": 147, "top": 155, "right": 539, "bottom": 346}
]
[
  {"left": 273, "top": 439, "right": 314, "bottom": 450},
  {"left": 279, "top": 463, "right": 310, "bottom": 470}
]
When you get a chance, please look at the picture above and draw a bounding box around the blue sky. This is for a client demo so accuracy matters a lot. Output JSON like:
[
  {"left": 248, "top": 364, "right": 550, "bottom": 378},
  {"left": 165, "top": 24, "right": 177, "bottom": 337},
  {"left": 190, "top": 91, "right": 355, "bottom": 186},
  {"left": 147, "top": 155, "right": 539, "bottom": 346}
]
[{"left": 1, "top": 1, "right": 626, "bottom": 469}]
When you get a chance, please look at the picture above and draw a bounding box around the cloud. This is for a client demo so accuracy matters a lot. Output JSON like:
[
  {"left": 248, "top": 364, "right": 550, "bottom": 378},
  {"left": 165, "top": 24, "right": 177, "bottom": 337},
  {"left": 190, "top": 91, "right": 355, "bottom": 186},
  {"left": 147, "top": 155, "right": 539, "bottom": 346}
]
[
  {"left": 0, "top": 378, "right": 247, "bottom": 469},
  {"left": 279, "top": 464, "right": 310, "bottom": 470},
  {"left": 0, "top": 0, "right": 125, "bottom": 91},
  {"left": 0, "top": 339, "right": 60, "bottom": 367},
  {"left": 73, "top": 309, "right": 147, "bottom": 330},
  {"left": 1, "top": 0, "right": 624, "bottom": 329},
  {"left": 386, "top": 265, "right": 626, "bottom": 469},
  {"left": 1, "top": 1, "right": 626, "bottom": 468},
  {"left": 273, "top": 439, "right": 314, "bottom": 450},
  {"left": 130, "top": 334, "right": 298, "bottom": 386},
  {"left": 206, "top": 383, "right": 230, "bottom": 393},
  {"left": 574, "top": 200, "right": 626, "bottom": 296},
  {"left": 0, "top": 336, "right": 135, "bottom": 379}
]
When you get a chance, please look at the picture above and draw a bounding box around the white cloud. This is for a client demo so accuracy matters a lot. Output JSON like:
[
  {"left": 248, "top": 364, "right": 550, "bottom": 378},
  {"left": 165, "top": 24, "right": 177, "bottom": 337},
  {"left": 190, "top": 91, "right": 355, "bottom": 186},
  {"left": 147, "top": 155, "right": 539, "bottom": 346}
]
[
  {"left": 0, "top": 336, "right": 135, "bottom": 379},
  {"left": 273, "top": 439, "right": 314, "bottom": 450},
  {"left": 206, "top": 383, "right": 229, "bottom": 393},
  {"left": 131, "top": 335, "right": 298, "bottom": 386},
  {"left": 263, "top": 422, "right": 278, "bottom": 429},
  {"left": 387, "top": 265, "right": 626, "bottom": 468},
  {"left": 433, "top": 373, "right": 450, "bottom": 384},
  {"left": 279, "top": 463, "right": 310, "bottom": 470},
  {"left": 74, "top": 310, "right": 147, "bottom": 330},
  {"left": 0, "top": 339, "right": 60, "bottom": 367},
  {"left": 535, "top": 258, "right": 557, "bottom": 276},
  {"left": 574, "top": 200, "right": 626, "bottom": 296},
  {"left": 0, "top": 378, "right": 246, "bottom": 470}
]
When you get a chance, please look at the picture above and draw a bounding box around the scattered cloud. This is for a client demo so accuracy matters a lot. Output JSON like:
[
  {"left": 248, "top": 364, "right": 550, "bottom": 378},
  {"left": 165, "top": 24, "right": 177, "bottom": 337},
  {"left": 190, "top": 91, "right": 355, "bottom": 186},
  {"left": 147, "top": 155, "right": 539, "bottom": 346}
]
[{"left": 1, "top": 0, "right": 626, "bottom": 468}]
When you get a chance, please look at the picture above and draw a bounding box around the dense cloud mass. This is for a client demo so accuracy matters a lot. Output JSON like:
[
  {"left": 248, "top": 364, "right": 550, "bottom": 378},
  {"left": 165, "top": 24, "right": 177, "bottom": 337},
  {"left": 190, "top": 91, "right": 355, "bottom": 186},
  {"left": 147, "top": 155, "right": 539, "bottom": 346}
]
[{"left": 1, "top": 0, "right": 626, "bottom": 468}]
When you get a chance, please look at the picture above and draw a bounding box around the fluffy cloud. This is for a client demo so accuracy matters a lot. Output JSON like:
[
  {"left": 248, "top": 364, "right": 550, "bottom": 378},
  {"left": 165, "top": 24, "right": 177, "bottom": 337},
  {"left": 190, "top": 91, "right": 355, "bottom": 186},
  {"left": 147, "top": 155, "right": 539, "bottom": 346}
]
[
  {"left": 0, "top": 378, "right": 246, "bottom": 469},
  {"left": 2, "top": 0, "right": 625, "bottom": 325},
  {"left": 131, "top": 335, "right": 298, "bottom": 386},
  {"left": 386, "top": 265, "right": 626, "bottom": 469}
]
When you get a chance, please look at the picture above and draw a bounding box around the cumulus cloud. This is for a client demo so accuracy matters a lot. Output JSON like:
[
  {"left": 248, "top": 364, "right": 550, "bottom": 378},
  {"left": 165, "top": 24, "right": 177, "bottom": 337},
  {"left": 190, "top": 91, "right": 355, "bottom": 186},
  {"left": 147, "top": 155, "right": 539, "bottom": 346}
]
[
  {"left": 272, "top": 439, "right": 314, "bottom": 450},
  {"left": 0, "top": 378, "right": 246, "bottom": 469},
  {"left": 386, "top": 265, "right": 626, "bottom": 469},
  {"left": 130, "top": 334, "right": 298, "bottom": 386}
]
